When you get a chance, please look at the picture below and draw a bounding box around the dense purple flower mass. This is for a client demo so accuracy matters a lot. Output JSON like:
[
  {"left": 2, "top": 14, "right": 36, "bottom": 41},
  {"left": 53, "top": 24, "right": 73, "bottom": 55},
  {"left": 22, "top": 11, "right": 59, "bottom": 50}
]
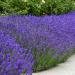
[
  {"left": 0, "top": 11, "right": 75, "bottom": 74},
  {"left": 0, "top": 29, "right": 33, "bottom": 75}
]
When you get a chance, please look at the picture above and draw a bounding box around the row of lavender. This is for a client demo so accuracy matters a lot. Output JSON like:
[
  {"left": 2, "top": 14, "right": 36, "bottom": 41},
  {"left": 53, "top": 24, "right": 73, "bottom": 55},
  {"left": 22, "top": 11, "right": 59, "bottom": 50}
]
[
  {"left": 0, "top": 11, "right": 75, "bottom": 74},
  {"left": 0, "top": 22, "right": 34, "bottom": 74}
]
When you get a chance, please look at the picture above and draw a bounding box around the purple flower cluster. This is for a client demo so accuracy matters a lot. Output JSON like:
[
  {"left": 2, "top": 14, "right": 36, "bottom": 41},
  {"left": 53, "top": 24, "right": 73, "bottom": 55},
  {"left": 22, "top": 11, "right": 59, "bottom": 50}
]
[
  {"left": 1, "top": 13, "right": 75, "bottom": 53},
  {"left": 0, "top": 29, "right": 33, "bottom": 75},
  {"left": 0, "top": 11, "right": 75, "bottom": 74}
]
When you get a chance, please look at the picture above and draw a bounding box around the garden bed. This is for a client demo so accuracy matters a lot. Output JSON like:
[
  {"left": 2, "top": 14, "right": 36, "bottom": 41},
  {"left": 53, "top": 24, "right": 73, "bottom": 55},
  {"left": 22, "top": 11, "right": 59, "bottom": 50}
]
[{"left": 0, "top": 11, "right": 75, "bottom": 75}]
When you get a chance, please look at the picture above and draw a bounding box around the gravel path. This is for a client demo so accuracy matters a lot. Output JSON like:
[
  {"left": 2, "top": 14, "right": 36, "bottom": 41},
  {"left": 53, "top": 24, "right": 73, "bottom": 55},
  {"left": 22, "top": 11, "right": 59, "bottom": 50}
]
[{"left": 33, "top": 55, "right": 75, "bottom": 75}]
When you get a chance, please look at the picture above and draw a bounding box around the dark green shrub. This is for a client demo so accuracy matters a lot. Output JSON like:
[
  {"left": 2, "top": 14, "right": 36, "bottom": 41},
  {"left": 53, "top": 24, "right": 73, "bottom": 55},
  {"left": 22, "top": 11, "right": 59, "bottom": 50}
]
[{"left": 0, "top": 0, "right": 75, "bottom": 16}]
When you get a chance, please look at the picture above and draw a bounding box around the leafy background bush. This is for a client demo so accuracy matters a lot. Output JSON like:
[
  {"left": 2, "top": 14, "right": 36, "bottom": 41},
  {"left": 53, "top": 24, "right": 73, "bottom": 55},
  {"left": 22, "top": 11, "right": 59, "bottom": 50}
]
[{"left": 0, "top": 0, "right": 75, "bottom": 16}]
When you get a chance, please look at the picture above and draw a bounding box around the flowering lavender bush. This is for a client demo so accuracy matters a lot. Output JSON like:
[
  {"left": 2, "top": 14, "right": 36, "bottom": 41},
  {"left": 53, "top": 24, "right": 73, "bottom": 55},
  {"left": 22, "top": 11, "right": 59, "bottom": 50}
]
[
  {"left": 0, "top": 28, "right": 34, "bottom": 75},
  {"left": 0, "top": 11, "right": 75, "bottom": 73}
]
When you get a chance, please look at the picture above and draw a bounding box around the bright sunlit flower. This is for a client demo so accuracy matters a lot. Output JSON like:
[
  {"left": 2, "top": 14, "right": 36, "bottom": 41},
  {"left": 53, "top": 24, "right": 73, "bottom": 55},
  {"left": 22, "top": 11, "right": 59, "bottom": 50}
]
[
  {"left": 42, "top": 0, "right": 45, "bottom": 3},
  {"left": 22, "top": 0, "right": 27, "bottom": 2}
]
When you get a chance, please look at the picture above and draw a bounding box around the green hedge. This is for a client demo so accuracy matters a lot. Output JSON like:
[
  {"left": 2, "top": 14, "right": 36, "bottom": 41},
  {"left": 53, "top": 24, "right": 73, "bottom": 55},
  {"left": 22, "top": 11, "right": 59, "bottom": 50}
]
[{"left": 0, "top": 0, "right": 75, "bottom": 16}]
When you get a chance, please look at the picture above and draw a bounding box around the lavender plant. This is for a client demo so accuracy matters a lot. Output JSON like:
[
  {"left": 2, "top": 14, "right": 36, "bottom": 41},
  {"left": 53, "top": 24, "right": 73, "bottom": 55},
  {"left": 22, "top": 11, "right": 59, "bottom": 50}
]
[
  {"left": 0, "top": 28, "right": 34, "bottom": 75},
  {"left": 0, "top": 11, "right": 75, "bottom": 72}
]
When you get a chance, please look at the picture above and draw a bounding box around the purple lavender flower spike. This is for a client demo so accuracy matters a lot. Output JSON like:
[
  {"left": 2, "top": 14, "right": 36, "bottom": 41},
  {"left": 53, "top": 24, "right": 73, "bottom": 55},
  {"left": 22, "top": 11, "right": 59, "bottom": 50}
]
[{"left": 0, "top": 29, "right": 34, "bottom": 75}]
